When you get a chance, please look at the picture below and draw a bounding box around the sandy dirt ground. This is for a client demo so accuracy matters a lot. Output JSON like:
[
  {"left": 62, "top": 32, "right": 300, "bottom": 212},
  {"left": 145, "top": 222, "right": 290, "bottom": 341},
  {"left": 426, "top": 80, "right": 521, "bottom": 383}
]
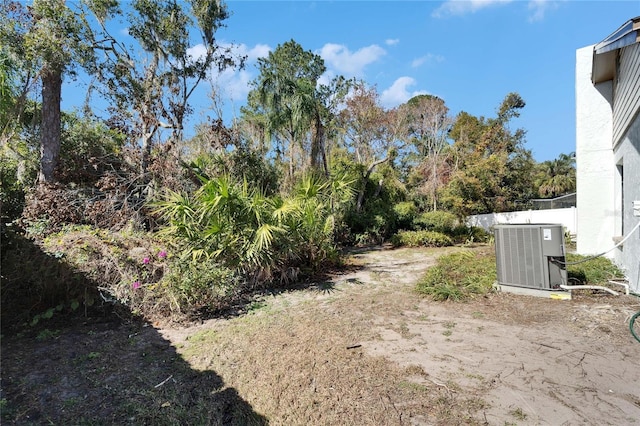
[
  {"left": 3, "top": 245, "right": 640, "bottom": 425},
  {"left": 162, "top": 245, "right": 640, "bottom": 425},
  {"left": 353, "top": 248, "right": 639, "bottom": 425},
  {"left": 353, "top": 247, "right": 640, "bottom": 425}
]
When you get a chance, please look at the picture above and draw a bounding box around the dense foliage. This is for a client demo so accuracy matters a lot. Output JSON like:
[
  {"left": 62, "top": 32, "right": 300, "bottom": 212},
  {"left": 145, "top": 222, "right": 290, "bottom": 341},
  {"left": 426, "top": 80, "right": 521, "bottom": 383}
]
[
  {"left": 417, "top": 250, "right": 625, "bottom": 302},
  {"left": 0, "top": 1, "right": 577, "bottom": 325},
  {"left": 153, "top": 173, "right": 354, "bottom": 286},
  {"left": 390, "top": 230, "right": 453, "bottom": 248},
  {"left": 417, "top": 250, "right": 497, "bottom": 301}
]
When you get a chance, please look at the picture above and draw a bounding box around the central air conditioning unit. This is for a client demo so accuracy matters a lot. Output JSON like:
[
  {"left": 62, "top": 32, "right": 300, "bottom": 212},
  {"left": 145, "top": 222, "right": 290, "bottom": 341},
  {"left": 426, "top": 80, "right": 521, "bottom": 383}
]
[{"left": 494, "top": 224, "right": 567, "bottom": 290}]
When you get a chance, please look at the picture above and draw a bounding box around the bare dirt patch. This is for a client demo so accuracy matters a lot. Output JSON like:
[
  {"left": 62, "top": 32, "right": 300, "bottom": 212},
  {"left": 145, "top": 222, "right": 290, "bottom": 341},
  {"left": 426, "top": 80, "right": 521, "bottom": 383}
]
[{"left": 2, "top": 245, "right": 640, "bottom": 425}]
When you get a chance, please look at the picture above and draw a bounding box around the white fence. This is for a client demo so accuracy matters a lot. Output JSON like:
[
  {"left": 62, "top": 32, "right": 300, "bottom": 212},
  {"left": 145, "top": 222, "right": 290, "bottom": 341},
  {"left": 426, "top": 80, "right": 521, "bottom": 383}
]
[{"left": 466, "top": 207, "right": 577, "bottom": 236}]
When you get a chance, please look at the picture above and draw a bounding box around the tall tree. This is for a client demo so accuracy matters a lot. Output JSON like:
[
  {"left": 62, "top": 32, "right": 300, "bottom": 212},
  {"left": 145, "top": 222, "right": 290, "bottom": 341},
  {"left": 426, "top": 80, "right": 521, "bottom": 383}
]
[
  {"left": 403, "top": 94, "right": 452, "bottom": 211},
  {"left": 337, "top": 82, "right": 403, "bottom": 211},
  {"left": 308, "top": 75, "right": 352, "bottom": 177},
  {"left": 244, "top": 40, "right": 328, "bottom": 181},
  {"left": 1, "top": 0, "right": 91, "bottom": 183},
  {"left": 87, "top": 0, "right": 243, "bottom": 174},
  {"left": 441, "top": 92, "right": 535, "bottom": 217},
  {"left": 534, "top": 152, "right": 576, "bottom": 198}
]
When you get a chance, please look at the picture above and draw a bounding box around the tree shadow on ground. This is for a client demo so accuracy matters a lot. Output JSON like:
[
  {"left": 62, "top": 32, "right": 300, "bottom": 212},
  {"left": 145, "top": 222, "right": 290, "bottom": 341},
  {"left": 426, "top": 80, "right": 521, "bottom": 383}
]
[{"left": 0, "top": 228, "right": 268, "bottom": 425}]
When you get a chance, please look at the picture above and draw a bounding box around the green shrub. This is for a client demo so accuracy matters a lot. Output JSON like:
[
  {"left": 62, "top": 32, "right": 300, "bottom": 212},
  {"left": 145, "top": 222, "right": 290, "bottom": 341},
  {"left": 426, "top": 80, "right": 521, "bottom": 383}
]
[
  {"left": 58, "top": 112, "right": 127, "bottom": 185},
  {"left": 390, "top": 230, "right": 453, "bottom": 247},
  {"left": 566, "top": 254, "right": 624, "bottom": 285},
  {"left": 343, "top": 204, "right": 396, "bottom": 245},
  {"left": 162, "top": 260, "right": 242, "bottom": 315},
  {"left": 413, "top": 211, "right": 458, "bottom": 233},
  {"left": 393, "top": 201, "right": 418, "bottom": 230},
  {"left": 450, "top": 225, "right": 491, "bottom": 244},
  {"left": 34, "top": 225, "right": 251, "bottom": 321},
  {"left": 417, "top": 250, "right": 496, "bottom": 301},
  {"left": 154, "top": 174, "right": 351, "bottom": 286},
  {"left": 1, "top": 225, "right": 102, "bottom": 329},
  {"left": 38, "top": 226, "right": 173, "bottom": 317},
  {"left": 337, "top": 160, "right": 408, "bottom": 244},
  {"left": 0, "top": 142, "right": 38, "bottom": 222},
  {"left": 469, "top": 226, "right": 491, "bottom": 242}
]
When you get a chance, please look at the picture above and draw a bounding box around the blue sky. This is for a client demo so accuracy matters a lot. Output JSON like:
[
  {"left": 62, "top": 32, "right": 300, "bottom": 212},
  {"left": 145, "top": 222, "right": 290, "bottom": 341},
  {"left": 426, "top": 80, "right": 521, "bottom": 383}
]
[{"left": 65, "top": 0, "right": 640, "bottom": 162}]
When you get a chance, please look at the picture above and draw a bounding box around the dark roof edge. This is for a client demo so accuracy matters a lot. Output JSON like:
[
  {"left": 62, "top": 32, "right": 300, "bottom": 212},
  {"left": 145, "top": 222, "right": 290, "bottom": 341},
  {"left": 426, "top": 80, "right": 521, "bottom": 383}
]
[{"left": 594, "top": 16, "right": 640, "bottom": 55}]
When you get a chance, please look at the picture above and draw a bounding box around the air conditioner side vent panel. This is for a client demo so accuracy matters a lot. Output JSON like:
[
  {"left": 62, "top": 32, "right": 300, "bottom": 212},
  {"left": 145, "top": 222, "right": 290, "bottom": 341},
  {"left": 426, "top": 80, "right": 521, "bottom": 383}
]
[{"left": 494, "top": 224, "right": 567, "bottom": 290}]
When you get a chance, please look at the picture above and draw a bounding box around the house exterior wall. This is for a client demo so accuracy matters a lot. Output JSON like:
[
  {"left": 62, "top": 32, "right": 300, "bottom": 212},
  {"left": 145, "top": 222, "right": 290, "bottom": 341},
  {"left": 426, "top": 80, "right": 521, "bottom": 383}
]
[
  {"left": 612, "top": 40, "right": 640, "bottom": 293},
  {"left": 613, "top": 43, "right": 640, "bottom": 147},
  {"left": 575, "top": 46, "right": 616, "bottom": 257},
  {"left": 576, "top": 30, "right": 640, "bottom": 294},
  {"left": 612, "top": 115, "right": 640, "bottom": 293}
]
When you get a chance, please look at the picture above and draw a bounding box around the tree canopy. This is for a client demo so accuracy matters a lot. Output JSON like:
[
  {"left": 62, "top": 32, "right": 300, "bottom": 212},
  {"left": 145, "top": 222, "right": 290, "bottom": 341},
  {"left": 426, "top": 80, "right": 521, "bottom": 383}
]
[
  {"left": 2, "top": 8, "right": 580, "bottom": 336},
  {"left": 441, "top": 93, "right": 536, "bottom": 217},
  {"left": 0, "top": 0, "right": 578, "bottom": 245}
]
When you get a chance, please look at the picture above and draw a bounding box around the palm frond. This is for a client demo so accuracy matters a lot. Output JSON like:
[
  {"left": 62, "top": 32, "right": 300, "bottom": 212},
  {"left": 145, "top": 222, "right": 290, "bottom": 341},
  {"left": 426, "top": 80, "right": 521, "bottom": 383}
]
[
  {"left": 151, "top": 189, "right": 196, "bottom": 223},
  {"left": 272, "top": 197, "right": 301, "bottom": 223},
  {"left": 253, "top": 223, "right": 284, "bottom": 253},
  {"left": 323, "top": 214, "right": 336, "bottom": 236}
]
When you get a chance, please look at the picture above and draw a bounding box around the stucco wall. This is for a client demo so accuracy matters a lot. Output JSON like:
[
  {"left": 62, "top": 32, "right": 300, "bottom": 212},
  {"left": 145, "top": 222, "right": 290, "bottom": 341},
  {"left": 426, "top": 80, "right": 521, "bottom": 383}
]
[
  {"left": 466, "top": 208, "right": 577, "bottom": 235},
  {"left": 612, "top": 114, "right": 640, "bottom": 293},
  {"left": 575, "top": 45, "right": 616, "bottom": 258}
]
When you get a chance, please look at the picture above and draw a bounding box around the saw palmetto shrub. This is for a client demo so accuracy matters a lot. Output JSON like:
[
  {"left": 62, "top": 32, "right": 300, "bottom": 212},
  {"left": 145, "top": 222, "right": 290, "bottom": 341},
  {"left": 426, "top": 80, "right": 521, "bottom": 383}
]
[
  {"left": 417, "top": 250, "right": 496, "bottom": 301},
  {"left": 153, "top": 174, "right": 355, "bottom": 291},
  {"left": 390, "top": 230, "right": 453, "bottom": 248}
]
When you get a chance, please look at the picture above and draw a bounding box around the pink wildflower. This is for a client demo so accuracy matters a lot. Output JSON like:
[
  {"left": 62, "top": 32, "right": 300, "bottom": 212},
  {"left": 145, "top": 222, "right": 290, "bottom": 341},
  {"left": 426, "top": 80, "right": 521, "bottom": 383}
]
[
  {"left": 143, "top": 257, "right": 150, "bottom": 264},
  {"left": 158, "top": 250, "right": 167, "bottom": 259},
  {"left": 132, "top": 281, "right": 141, "bottom": 289}
]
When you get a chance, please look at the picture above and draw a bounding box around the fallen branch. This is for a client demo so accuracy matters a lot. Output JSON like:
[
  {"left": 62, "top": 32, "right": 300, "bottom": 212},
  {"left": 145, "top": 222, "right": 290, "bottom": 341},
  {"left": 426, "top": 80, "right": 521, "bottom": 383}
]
[
  {"left": 426, "top": 377, "right": 452, "bottom": 393},
  {"left": 536, "top": 342, "right": 561, "bottom": 350},
  {"left": 154, "top": 375, "right": 174, "bottom": 388}
]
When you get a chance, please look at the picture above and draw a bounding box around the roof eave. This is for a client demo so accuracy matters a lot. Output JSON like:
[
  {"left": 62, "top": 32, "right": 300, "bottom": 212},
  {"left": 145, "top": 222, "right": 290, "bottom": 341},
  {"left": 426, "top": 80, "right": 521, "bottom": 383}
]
[{"left": 592, "top": 17, "right": 640, "bottom": 84}]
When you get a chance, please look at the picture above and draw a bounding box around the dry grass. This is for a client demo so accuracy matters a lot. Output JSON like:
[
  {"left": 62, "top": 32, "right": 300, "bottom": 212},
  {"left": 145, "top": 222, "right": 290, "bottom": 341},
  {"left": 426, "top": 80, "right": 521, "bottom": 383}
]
[
  {"left": 174, "top": 246, "right": 486, "bottom": 425},
  {"left": 178, "top": 310, "right": 484, "bottom": 425},
  {"left": 4, "top": 244, "right": 638, "bottom": 425}
]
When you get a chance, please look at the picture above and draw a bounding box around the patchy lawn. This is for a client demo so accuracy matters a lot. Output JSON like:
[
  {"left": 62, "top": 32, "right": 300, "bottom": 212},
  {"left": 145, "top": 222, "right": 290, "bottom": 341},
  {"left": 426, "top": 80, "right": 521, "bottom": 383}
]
[{"left": 2, "top": 245, "right": 639, "bottom": 425}]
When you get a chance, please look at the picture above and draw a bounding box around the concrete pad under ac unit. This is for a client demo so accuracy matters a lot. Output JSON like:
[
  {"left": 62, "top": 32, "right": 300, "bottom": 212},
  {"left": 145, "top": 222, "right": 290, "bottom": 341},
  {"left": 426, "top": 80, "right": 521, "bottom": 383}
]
[{"left": 493, "top": 282, "right": 572, "bottom": 300}]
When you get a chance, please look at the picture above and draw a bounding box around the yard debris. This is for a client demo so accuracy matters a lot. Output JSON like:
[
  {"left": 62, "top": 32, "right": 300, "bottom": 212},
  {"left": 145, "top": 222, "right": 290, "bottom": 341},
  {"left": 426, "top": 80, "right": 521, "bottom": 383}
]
[{"left": 154, "top": 374, "right": 174, "bottom": 388}]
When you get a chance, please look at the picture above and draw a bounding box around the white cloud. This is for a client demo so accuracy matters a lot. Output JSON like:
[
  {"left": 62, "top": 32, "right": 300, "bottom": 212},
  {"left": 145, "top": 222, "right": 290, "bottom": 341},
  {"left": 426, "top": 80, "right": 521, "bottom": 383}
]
[
  {"left": 527, "top": 0, "right": 559, "bottom": 22},
  {"left": 433, "top": 0, "right": 559, "bottom": 20},
  {"left": 237, "top": 43, "right": 272, "bottom": 62},
  {"left": 214, "top": 68, "right": 253, "bottom": 102},
  {"left": 187, "top": 44, "right": 208, "bottom": 61},
  {"left": 380, "top": 77, "right": 428, "bottom": 108},
  {"left": 319, "top": 43, "right": 386, "bottom": 77},
  {"left": 411, "top": 53, "right": 445, "bottom": 68},
  {"left": 432, "top": 0, "right": 513, "bottom": 18},
  {"left": 385, "top": 38, "right": 400, "bottom": 46},
  {"left": 187, "top": 42, "right": 272, "bottom": 103}
]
